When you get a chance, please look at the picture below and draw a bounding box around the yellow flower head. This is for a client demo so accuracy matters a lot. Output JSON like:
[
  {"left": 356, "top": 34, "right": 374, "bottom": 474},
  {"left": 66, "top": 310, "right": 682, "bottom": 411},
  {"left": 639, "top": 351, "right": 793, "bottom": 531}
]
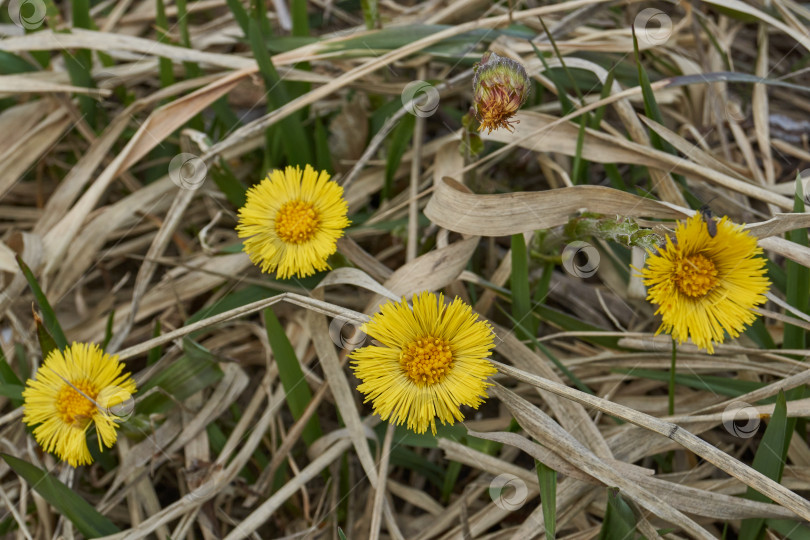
[
  {"left": 236, "top": 165, "right": 350, "bottom": 279},
  {"left": 22, "top": 342, "right": 137, "bottom": 467},
  {"left": 350, "top": 292, "right": 497, "bottom": 435},
  {"left": 639, "top": 214, "right": 770, "bottom": 353}
]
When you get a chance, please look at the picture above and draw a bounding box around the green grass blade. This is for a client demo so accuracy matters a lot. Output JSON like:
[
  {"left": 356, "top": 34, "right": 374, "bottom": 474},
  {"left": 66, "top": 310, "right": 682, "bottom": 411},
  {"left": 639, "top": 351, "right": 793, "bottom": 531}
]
[
  {"left": 784, "top": 174, "right": 808, "bottom": 352},
  {"left": 0, "top": 328, "right": 23, "bottom": 403},
  {"left": 147, "top": 320, "right": 162, "bottom": 366},
  {"left": 536, "top": 460, "right": 557, "bottom": 539},
  {"left": 764, "top": 519, "right": 810, "bottom": 539},
  {"left": 1, "top": 454, "right": 119, "bottom": 537},
  {"left": 571, "top": 116, "right": 588, "bottom": 185},
  {"left": 534, "top": 261, "right": 553, "bottom": 305},
  {"left": 510, "top": 234, "right": 534, "bottom": 341},
  {"left": 314, "top": 117, "right": 333, "bottom": 173},
  {"left": 66, "top": 0, "right": 96, "bottom": 127},
  {"left": 530, "top": 42, "right": 575, "bottom": 115},
  {"left": 264, "top": 308, "right": 322, "bottom": 446},
  {"left": 175, "top": 0, "right": 192, "bottom": 48},
  {"left": 225, "top": 0, "right": 250, "bottom": 36},
  {"left": 210, "top": 160, "right": 248, "bottom": 208},
  {"left": 383, "top": 114, "right": 415, "bottom": 200},
  {"left": 137, "top": 340, "right": 224, "bottom": 415},
  {"left": 739, "top": 391, "right": 791, "bottom": 540},
  {"left": 291, "top": 0, "right": 310, "bottom": 36},
  {"left": 248, "top": 19, "right": 313, "bottom": 167},
  {"left": 535, "top": 19, "right": 596, "bottom": 186},
  {"left": 599, "top": 488, "right": 637, "bottom": 539},
  {"left": 0, "top": 384, "right": 23, "bottom": 400},
  {"left": 631, "top": 27, "right": 686, "bottom": 191},
  {"left": 154, "top": 0, "right": 176, "bottom": 89},
  {"left": 361, "top": 0, "right": 380, "bottom": 29},
  {"left": 440, "top": 460, "right": 462, "bottom": 502},
  {"left": 250, "top": 0, "right": 273, "bottom": 36},
  {"left": 101, "top": 309, "right": 115, "bottom": 350},
  {"left": 590, "top": 67, "right": 615, "bottom": 128},
  {"left": 17, "top": 256, "right": 67, "bottom": 350},
  {"left": 615, "top": 368, "right": 763, "bottom": 397},
  {"left": 533, "top": 304, "right": 619, "bottom": 348},
  {"left": 745, "top": 317, "right": 776, "bottom": 350},
  {"left": 0, "top": 347, "right": 22, "bottom": 387},
  {"left": 499, "top": 309, "right": 593, "bottom": 394},
  {"left": 34, "top": 312, "right": 58, "bottom": 359}
]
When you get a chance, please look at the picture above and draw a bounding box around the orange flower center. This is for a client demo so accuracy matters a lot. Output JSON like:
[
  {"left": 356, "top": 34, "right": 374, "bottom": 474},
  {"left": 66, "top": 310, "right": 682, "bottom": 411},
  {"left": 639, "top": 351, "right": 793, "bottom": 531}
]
[
  {"left": 476, "top": 85, "right": 523, "bottom": 134},
  {"left": 57, "top": 379, "right": 98, "bottom": 426},
  {"left": 275, "top": 200, "right": 320, "bottom": 244},
  {"left": 400, "top": 336, "right": 454, "bottom": 386},
  {"left": 674, "top": 253, "right": 718, "bottom": 297}
]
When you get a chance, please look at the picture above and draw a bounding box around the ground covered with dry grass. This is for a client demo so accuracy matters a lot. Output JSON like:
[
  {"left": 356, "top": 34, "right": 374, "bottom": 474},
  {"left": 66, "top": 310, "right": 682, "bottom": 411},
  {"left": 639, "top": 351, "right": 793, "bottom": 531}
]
[{"left": 2, "top": 0, "right": 810, "bottom": 538}]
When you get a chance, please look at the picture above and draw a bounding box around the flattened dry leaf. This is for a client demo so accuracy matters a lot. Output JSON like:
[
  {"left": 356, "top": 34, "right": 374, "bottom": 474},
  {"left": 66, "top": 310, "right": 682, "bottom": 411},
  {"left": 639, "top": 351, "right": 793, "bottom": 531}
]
[
  {"left": 424, "top": 176, "right": 685, "bottom": 236},
  {"left": 118, "top": 69, "right": 254, "bottom": 173},
  {"left": 316, "top": 267, "right": 399, "bottom": 301},
  {"left": 745, "top": 213, "right": 810, "bottom": 238},
  {"left": 366, "top": 236, "right": 480, "bottom": 313},
  {"left": 485, "top": 111, "right": 793, "bottom": 209}
]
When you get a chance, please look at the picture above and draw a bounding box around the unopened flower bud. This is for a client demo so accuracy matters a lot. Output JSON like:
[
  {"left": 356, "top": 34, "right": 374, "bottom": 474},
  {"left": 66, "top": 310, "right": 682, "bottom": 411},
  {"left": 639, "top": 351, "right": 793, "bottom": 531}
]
[{"left": 472, "top": 52, "right": 530, "bottom": 134}]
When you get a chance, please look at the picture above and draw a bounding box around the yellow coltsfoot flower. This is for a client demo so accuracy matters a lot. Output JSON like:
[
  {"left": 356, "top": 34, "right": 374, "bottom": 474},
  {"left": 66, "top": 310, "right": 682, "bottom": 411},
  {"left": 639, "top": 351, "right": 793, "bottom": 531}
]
[
  {"left": 22, "top": 342, "right": 137, "bottom": 467},
  {"left": 639, "top": 213, "right": 770, "bottom": 353},
  {"left": 351, "top": 292, "right": 497, "bottom": 435},
  {"left": 236, "top": 165, "right": 350, "bottom": 279}
]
